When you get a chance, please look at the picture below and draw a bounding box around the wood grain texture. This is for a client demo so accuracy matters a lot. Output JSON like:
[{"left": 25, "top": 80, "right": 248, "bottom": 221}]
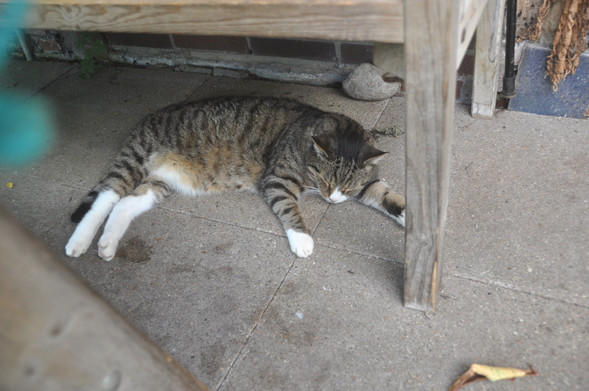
[
  {"left": 472, "top": 0, "right": 505, "bottom": 118},
  {"left": 0, "top": 208, "right": 208, "bottom": 391},
  {"left": 457, "top": 0, "right": 489, "bottom": 64},
  {"left": 403, "top": 0, "right": 459, "bottom": 311},
  {"left": 8, "top": 0, "right": 404, "bottom": 43}
]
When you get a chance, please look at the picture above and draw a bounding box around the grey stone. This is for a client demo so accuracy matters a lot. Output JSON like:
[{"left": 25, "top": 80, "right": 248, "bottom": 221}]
[{"left": 342, "top": 63, "right": 400, "bottom": 101}]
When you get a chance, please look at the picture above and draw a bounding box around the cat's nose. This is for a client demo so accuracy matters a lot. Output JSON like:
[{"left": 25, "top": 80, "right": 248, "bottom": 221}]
[{"left": 328, "top": 189, "right": 345, "bottom": 203}]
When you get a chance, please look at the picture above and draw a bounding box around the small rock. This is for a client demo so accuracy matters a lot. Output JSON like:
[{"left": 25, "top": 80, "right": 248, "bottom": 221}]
[{"left": 343, "top": 63, "right": 400, "bottom": 101}]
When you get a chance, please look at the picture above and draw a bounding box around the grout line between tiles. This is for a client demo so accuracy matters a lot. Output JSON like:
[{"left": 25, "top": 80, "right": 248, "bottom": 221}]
[
  {"left": 156, "top": 204, "right": 283, "bottom": 238},
  {"left": 28, "top": 64, "right": 77, "bottom": 100},
  {"left": 314, "top": 240, "right": 403, "bottom": 265},
  {"left": 449, "top": 272, "right": 589, "bottom": 309},
  {"left": 307, "top": 201, "right": 332, "bottom": 237},
  {"left": 211, "top": 194, "right": 331, "bottom": 390},
  {"left": 184, "top": 74, "right": 214, "bottom": 101},
  {"left": 214, "top": 248, "right": 298, "bottom": 391},
  {"left": 369, "top": 97, "right": 393, "bottom": 131}
]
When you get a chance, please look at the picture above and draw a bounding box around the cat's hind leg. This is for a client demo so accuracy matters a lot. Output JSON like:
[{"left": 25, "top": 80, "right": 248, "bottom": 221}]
[
  {"left": 66, "top": 189, "right": 120, "bottom": 257},
  {"left": 356, "top": 179, "right": 406, "bottom": 227},
  {"left": 97, "top": 179, "right": 171, "bottom": 261}
]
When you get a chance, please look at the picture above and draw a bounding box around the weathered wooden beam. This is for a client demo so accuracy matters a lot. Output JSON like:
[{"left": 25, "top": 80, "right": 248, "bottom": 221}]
[
  {"left": 457, "top": 0, "right": 490, "bottom": 63},
  {"left": 4, "top": 0, "right": 404, "bottom": 43},
  {"left": 403, "top": 0, "right": 459, "bottom": 311},
  {"left": 374, "top": 0, "right": 489, "bottom": 77},
  {"left": 472, "top": 0, "right": 506, "bottom": 118},
  {"left": 0, "top": 208, "right": 208, "bottom": 391}
]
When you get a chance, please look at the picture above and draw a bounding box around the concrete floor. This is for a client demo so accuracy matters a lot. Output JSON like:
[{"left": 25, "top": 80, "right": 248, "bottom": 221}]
[{"left": 1, "top": 60, "right": 588, "bottom": 390}]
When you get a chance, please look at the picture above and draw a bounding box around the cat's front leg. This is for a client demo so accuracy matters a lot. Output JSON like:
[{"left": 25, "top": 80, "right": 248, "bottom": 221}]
[
  {"left": 356, "top": 179, "right": 406, "bottom": 227},
  {"left": 260, "top": 177, "right": 313, "bottom": 257},
  {"left": 286, "top": 228, "right": 314, "bottom": 258}
]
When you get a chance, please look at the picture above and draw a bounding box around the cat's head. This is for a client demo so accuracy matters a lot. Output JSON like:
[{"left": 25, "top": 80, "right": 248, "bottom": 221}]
[{"left": 307, "top": 127, "right": 386, "bottom": 204}]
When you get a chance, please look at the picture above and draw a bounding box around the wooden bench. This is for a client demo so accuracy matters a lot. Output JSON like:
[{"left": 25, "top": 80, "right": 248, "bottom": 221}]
[
  {"left": 10, "top": 0, "right": 505, "bottom": 311},
  {"left": 2, "top": 1, "right": 507, "bottom": 389}
]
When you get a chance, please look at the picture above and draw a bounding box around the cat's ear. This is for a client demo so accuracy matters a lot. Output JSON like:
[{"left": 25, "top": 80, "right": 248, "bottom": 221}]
[
  {"left": 361, "top": 145, "right": 388, "bottom": 166},
  {"left": 311, "top": 135, "right": 332, "bottom": 158}
]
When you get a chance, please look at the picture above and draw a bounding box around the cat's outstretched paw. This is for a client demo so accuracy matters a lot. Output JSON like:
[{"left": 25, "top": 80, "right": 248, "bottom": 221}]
[
  {"left": 65, "top": 237, "right": 90, "bottom": 258},
  {"left": 286, "top": 229, "right": 314, "bottom": 258},
  {"left": 65, "top": 228, "right": 94, "bottom": 257},
  {"left": 392, "top": 209, "right": 405, "bottom": 228},
  {"left": 97, "top": 234, "right": 118, "bottom": 261}
]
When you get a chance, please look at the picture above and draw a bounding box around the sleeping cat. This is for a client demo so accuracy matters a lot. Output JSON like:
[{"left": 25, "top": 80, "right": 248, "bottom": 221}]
[{"left": 65, "top": 96, "right": 405, "bottom": 260}]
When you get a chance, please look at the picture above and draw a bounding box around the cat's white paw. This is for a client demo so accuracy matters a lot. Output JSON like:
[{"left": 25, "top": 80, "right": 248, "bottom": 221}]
[
  {"left": 286, "top": 229, "right": 314, "bottom": 258},
  {"left": 392, "top": 209, "right": 405, "bottom": 228},
  {"left": 65, "top": 237, "right": 90, "bottom": 258},
  {"left": 97, "top": 234, "right": 118, "bottom": 261}
]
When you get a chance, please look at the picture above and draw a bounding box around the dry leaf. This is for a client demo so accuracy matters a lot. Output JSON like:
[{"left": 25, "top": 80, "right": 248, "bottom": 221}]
[{"left": 449, "top": 364, "right": 537, "bottom": 391}]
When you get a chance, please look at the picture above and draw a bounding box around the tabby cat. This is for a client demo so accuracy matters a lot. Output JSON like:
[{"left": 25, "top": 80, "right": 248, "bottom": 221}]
[{"left": 65, "top": 96, "right": 405, "bottom": 260}]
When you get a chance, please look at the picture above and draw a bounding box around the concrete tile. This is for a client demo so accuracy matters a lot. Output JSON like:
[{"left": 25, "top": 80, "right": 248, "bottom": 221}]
[
  {"left": 8, "top": 65, "right": 209, "bottom": 188},
  {"left": 1, "top": 59, "right": 75, "bottom": 99},
  {"left": 312, "top": 194, "right": 404, "bottom": 262},
  {"left": 187, "top": 76, "right": 280, "bottom": 100},
  {"left": 0, "top": 174, "right": 79, "bottom": 248},
  {"left": 446, "top": 107, "right": 589, "bottom": 307},
  {"left": 221, "top": 245, "right": 589, "bottom": 390},
  {"left": 60, "top": 207, "right": 297, "bottom": 389},
  {"left": 162, "top": 188, "right": 328, "bottom": 238}
]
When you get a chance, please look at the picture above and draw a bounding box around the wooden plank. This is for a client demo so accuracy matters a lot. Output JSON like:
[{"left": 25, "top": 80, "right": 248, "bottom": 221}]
[
  {"left": 0, "top": 208, "right": 209, "bottom": 391},
  {"left": 403, "top": 0, "right": 459, "bottom": 311},
  {"left": 457, "top": 0, "right": 489, "bottom": 65},
  {"left": 471, "top": 0, "right": 506, "bottom": 118},
  {"left": 6, "top": 0, "right": 404, "bottom": 43}
]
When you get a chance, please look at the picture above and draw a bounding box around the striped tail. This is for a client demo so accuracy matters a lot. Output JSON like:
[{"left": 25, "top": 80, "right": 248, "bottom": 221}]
[
  {"left": 71, "top": 190, "right": 100, "bottom": 223},
  {"left": 70, "top": 139, "right": 150, "bottom": 224}
]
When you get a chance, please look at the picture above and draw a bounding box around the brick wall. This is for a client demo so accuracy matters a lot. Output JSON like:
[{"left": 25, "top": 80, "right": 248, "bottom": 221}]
[{"left": 105, "top": 33, "right": 374, "bottom": 65}]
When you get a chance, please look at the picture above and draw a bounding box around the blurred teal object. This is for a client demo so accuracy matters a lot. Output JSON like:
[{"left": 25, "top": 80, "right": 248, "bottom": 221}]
[
  {"left": 0, "top": 0, "right": 55, "bottom": 167},
  {"left": 0, "top": 1, "right": 29, "bottom": 70},
  {"left": 0, "top": 94, "right": 53, "bottom": 167}
]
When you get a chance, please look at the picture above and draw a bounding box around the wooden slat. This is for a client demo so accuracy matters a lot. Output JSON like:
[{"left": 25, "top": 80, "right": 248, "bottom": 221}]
[
  {"left": 471, "top": 0, "right": 505, "bottom": 118},
  {"left": 457, "top": 0, "right": 489, "bottom": 63},
  {"left": 0, "top": 208, "right": 209, "bottom": 391},
  {"left": 403, "top": 0, "right": 459, "bottom": 311},
  {"left": 10, "top": 0, "right": 404, "bottom": 43}
]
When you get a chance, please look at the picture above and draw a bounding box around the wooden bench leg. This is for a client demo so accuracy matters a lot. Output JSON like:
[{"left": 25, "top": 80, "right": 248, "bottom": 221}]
[
  {"left": 403, "top": 0, "right": 460, "bottom": 311},
  {"left": 472, "top": 0, "right": 506, "bottom": 118},
  {"left": 0, "top": 208, "right": 209, "bottom": 391}
]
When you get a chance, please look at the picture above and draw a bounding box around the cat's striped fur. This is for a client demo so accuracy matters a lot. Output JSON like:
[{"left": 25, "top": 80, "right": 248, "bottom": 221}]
[{"left": 65, "top": 96, "right": 405, "bottom": 260}]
